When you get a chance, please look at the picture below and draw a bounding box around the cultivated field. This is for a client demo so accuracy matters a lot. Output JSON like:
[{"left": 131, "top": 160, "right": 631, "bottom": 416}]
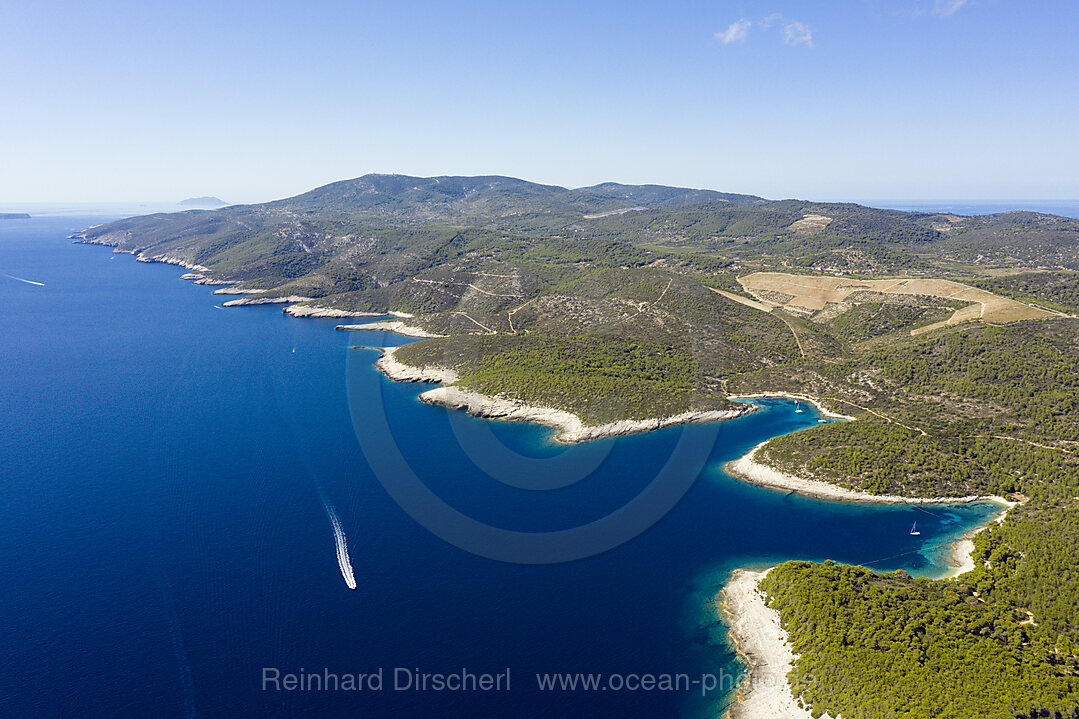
[
  {"left": 787, "top": 213, "right": 834, "bottom": 234},
  {"left": 737, "top": 272, "right": 1063, "bottom": 333}
]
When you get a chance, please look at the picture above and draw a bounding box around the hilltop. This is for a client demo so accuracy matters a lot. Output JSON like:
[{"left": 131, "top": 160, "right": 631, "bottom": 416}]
[{"left": 71, "top": 173, "right": 1079, "bottom": 314}]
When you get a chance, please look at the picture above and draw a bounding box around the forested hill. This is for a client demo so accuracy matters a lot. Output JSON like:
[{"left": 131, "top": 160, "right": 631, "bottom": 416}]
[
  {"left": 70, "top": 174, "right": 1079, "bottom": 311},
  {"left": 266, "top": 174, "right": 763, "bottom": 218}
]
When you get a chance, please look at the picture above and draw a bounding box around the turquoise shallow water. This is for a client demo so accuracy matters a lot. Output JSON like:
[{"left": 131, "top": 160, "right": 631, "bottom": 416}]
[{"left": 0, "top": 214, "right": 1000, "bottom": 717}]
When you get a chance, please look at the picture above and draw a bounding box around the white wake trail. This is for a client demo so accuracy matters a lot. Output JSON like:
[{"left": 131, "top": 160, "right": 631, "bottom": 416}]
[
  {"left": 3, "top": 273, "right": 45, "bottom": 286},
  {"left": 323, "top": 500, "right": 357, "bottom": 590}
]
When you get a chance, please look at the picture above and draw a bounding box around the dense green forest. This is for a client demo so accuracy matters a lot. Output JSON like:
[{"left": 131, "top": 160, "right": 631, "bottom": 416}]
[
  {"left": 761, "top": 561, "right": 1079, "bottom": 719},
  {"left": 973, "top": 271, "right": 1079, "bottom": 315},
  {"left": 760, "top": 421, "right": 1075, "bottom": 497},
  {"left": 388, "top": 267, "right": 801, "bottom": 420},
  {"left": 755, "top": 321, "right": 1079, "bottom": 495},
  {"left": 742, "top": 319, "right": 1079, "bottom": 717},
  {"left": 397, "top": 334, "right": 726, "bottom": 424}
]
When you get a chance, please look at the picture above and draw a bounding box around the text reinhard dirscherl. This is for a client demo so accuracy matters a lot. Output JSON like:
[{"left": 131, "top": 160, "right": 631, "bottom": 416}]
[{"left": 262, "top": 667, "right": 511, "bottom": 693}]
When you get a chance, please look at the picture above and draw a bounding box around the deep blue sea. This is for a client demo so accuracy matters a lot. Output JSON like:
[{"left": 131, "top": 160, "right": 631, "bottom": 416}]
[
  {"left": 865, "top": 199, "right": 1079, "bottom": 219},
  {"left": 0, "top": 213, "right": 999, "bottom": 718}
]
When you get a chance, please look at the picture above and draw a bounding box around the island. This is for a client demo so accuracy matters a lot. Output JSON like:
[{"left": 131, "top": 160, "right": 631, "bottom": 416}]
[
  {"left": 72, "top": 174, "right": 1079, "bottom": 717},
  {"left": 0, "top": 212, "right": 31, "bottom": 219},
  {"left": 178, "top": 196, "right": 227, "bottom": 208}
]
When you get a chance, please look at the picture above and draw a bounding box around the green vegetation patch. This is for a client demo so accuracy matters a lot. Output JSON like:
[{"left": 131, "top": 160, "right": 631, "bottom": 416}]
[
  {"left": 395, "top": 334, "right": 725, "bottom": 424},
  {"left": 754, "top": 322, "right": 1079, "bottom": 497},
  {"left": 972, "top": 271, "right": 1079, "bottom": 315},
  {"left": 760, "top": 420, "right": 1077, "bottom": 498},
  {"left": 867, "top": 323, "right": 1079, "bottom": 441},
  {"left": 762, "top": 560, "right": 1079, "bottom": 719},
  {"left": 970, "top": 500, "right": 1079, "bottom": 641},
  {"left": 826, "top": 300, "right": 958, "bottom": 344}
]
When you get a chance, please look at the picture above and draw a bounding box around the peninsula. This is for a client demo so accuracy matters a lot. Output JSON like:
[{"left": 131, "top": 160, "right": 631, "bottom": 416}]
[{"left": 368, "top": 344, "right": 749, "bottom": 443}]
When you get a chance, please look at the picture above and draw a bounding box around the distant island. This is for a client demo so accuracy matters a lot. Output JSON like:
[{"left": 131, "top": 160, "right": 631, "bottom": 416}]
[
  {"left": 71, "top": 173, "right": 1079, "bottom": 717},
  {"left": 178, "top": 196, "right": 227, "bottom": 208},
  {"left": 0, "top": 212, "right": 30, "bottom": 219}
]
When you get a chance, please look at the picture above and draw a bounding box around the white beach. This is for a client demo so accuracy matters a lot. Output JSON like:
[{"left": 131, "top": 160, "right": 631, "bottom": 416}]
[
  {"left": 337, "top": 319, "right": 445, "bottom": 338},
  {"left": 221, "top": 294, "right": 313, "bottom": 306},
  {"left": 943, "top": 501, "right": 1015, "bottom": 578},
  {"left": 727, "top": 440, "right": 1011, "bottom": 506},
  {"left": 720, "top": 569, "right": 831, "bottom": 719},
  {"left": 284, "top": 304, "right": 384, "bottom": 318}
]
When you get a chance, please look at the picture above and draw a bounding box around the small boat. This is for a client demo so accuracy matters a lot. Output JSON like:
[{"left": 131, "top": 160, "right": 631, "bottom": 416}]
[
  {"left": 817, "top": 419, "right": 827, "bottom": 423},
  {"left": 794, "top": 402, "right": 804, "bottom": 413},
  {"left": 910, "top": 522, "right": 921, "bottom": 536}
]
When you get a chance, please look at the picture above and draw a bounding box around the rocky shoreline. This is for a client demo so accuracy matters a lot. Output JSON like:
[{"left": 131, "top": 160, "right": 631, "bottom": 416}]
[
  {"left": 70, "top": 238, "right": 1022, "bottom": 718},
  {"left": 370, "top": 346, "right": 749, "bottom": 443},
  {"left": 337, "top": 320, "right": 446, "bottom": 338},
  {"left": 222, "top": 295, "right": 314, "bottom": 307},
  {"left": 68, "top": 238, "right": 429, "bottom": 325},
  {"left": 720, "top": 569, "right": 833, "bottom": 719},
  {"left": 726, "top": 440, "right": 1012, "bottom": 506},
  {"left": 944, "top": 501, "right": 1014, "bottom": 578},
  {"left": 718, "top": 397, "right": 1017, "bottom": 718},
  {"left": 211, "top": 286, "right": 264, "bottom": 295},
  {"left": 374, "top": 345, "right": 459, "bottom": 383},
  {"left": 284, "top": 304, "right": 384, "bottom": 318}
]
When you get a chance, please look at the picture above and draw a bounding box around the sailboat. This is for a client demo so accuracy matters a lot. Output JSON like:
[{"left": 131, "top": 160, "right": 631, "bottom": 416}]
[
  {"left": 910, "top": 522, "right": 921, "bottom": 536},
  {"left": 794, "top": 402, "right": 804, "bottom": 413}
]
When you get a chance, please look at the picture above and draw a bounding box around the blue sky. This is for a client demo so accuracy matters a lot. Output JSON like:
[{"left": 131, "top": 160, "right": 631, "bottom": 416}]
[{"left": 1, "top": 0, "right": 1076, "bottom": 202}]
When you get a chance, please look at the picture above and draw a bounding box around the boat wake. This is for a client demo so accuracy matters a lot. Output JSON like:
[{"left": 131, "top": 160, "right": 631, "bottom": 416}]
[
  {"left": 323, "top": 499, "right": 357, "bottom": 590},
  {"left": 3, "top": 273, "right": 45, "bottom": 286}
]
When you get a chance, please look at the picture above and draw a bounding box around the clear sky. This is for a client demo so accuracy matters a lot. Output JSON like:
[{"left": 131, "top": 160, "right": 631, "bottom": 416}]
[{"left": 2, "top": 0, "right": 1076, "bottom": 203}]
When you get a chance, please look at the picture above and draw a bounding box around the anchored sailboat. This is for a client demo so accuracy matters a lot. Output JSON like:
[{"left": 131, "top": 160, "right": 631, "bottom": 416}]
[{"left": 910, "top": 522, "right": 921, "bottom": 536}]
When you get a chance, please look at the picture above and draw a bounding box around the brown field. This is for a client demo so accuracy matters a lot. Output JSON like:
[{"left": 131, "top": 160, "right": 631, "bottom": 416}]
[
  {"left": 738, "top": 272, "right": 1063, "bottom": 333},
  {"left": 787, "top": 214, "right": 834, "bottom": 234}
]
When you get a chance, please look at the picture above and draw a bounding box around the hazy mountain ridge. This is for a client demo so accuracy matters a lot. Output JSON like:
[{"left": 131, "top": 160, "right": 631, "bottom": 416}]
[
  {"left": 264, "top": 173, "right": 764, "bottom": 221},
  {"left": 70, "top": 173, "right": 1079, "bottom": 312}
]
